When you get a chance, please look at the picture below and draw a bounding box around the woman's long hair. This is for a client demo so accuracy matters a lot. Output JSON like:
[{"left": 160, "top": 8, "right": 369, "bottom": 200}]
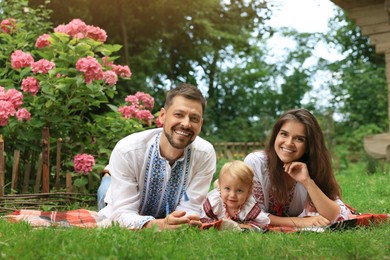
[{"left": 265, "top": 108, "right": 341, "bottom": 203}]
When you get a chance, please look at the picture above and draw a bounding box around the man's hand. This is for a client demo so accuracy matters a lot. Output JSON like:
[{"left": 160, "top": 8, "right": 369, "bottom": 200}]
[
  {"left": 144, "top": 210, "right": 201, "bottom": 230},
  {"left": 186, "top": 214, "right": 202, "bottom": 228}
]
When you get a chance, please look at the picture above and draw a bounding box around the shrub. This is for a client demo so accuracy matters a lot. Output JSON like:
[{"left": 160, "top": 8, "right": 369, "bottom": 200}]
[{"left": 0, "top": 0, "right": 158, "bottom": 193}]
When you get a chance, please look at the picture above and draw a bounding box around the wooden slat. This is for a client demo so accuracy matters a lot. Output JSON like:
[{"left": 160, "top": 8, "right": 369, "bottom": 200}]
[
  {"left": 66, "top": 173, "right": 73, "bottom": 193},
  {"left": 361, "top": 22, "right": 390, "bottom": 36},
  {"left": 55, "top": 138, "right": 62, "bottom": 191},
  {"left": 385, "top": 51, "right": 390, "bottom": 130},
  {"left": 34, "top": 153, "right": 43, "bottom": 193},
  {"left": 375, "top": 41, "right": 390, "bottom": 52},
  {"left": 11, "top": 150, "right": 20, "bottom": 193},
  {"left": 331, "top": 0, "right": 383, "bottom": 10},
  {"left": 351, "top": 12, "right": 387, "bottom": 26},
  {"left": 42, "top": 127, "right": 50, "bottom": 193},
  {"left": 0, "top": 135, "right": 4, "bottom": 197},
  {"left": 22, "top": 152, "right": 32, "bottom": 193},
  {"left": 369, "top": 31, "right": 390, "bottom": 45},
  {"left": 349, "top": 4, "right": 384, "bottom": 20}
]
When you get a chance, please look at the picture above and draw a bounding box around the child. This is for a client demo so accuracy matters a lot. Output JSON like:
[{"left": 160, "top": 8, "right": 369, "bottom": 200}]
[{"left": 200, "top": 160, "right": 270, "bottom": 231}]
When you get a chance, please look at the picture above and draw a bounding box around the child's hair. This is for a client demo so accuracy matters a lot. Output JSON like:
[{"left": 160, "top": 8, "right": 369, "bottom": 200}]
[{"left": 218, "top": 160, "right": 254, "bottom": 189}]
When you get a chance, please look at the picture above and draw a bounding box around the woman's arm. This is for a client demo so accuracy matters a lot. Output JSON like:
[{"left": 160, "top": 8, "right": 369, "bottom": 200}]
[
  {"left": 284, "top": 162, "right": 341, "bottom": 223},
  {"left": 269, "top": 214, "right": 330, "bottom": 227}
]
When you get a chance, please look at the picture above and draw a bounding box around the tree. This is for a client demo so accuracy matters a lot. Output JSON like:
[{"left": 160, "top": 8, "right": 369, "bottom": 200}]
[
  {"left": 321, "top": 9, "right": 387, "bottom": 161},
  {"left": 28, "top": 0, "right": 272, "bottom": 97}
]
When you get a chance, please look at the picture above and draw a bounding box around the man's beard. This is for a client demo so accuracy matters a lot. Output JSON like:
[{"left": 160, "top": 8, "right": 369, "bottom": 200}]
[{"left": 163, "top": 128, "right": 194, "bottom": 149}]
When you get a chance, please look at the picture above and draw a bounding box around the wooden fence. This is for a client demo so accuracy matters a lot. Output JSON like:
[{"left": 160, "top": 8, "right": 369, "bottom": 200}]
[
  {"left": 0, "top": 128, "right": 96, "bottom": 213},
  {"left": 213, "top": 142, "right": 263, "bottom": 160}
]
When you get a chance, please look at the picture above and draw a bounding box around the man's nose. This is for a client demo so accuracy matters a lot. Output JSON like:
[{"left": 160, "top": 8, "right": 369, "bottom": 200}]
[{"left": 181, "top": 116, "right": 191, "bottom": 128}]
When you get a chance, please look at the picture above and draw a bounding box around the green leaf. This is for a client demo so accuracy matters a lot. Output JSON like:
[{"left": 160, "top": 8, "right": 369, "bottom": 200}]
[
  {"left": 75, "top": 43, "right": 92, "bottom": 55},
  {"left": 73, "top": 176, "right": 89, "bottom": 187},
  {"left": 107, "top": 104, "right": 118, "bottom": 112}
]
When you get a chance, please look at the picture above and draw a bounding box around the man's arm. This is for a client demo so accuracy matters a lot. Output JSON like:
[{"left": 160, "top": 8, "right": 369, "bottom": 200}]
[{"left": 108, "top": 144, "right": 155, "bottom": 229}]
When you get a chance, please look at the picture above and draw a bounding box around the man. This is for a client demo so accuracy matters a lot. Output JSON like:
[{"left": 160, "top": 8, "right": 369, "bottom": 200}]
[{"left": 98, "top": 83, "right": 216, "bottom": 230}]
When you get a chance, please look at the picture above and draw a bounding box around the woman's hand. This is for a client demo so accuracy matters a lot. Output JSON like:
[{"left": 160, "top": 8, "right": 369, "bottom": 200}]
[
  {"left": 291, "top": 215, "right": 331, "bottom": 227},
  {"left": 283, "top": 162, "right": 311, "bottom": 185}
]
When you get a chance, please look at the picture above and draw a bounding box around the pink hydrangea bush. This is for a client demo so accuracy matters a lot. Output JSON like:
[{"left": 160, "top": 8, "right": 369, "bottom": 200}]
[{"left": 1, "top": 15, "right": 158, "bottom": 185}]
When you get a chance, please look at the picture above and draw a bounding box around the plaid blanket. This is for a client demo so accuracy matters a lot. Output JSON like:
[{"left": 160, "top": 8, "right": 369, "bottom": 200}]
[
  {"left": 201, "top": 213, "right": 389, "bottom": 233},
  {"left": 4, "top": 209, "right": 105, "bottom": 228},
  {"left": 3, "top": 209, "right": 389, "bottom": 232}
]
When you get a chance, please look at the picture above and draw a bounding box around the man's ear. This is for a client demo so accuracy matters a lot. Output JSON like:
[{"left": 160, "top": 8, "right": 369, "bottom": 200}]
[{"left": 159, "top": 107, "right": 166, "bottom": 123}]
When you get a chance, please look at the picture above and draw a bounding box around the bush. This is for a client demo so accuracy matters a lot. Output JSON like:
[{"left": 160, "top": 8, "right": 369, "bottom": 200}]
[{"left": 0, "top": 0, "right": 158, "bottom": 193}]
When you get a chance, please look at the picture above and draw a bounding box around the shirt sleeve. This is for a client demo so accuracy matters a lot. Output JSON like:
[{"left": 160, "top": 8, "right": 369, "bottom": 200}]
[
  {"left": 176, "top": 146, "right": 217, "bottom": 216},
  {"left": 200, "top": 189, "right": 225, "bottom": 222},
  {"left": 298, "top": 198, "right": 351, "bottom": 224},
  {"left": 107, "top": 143, "right": 154, "bottom": 229}
]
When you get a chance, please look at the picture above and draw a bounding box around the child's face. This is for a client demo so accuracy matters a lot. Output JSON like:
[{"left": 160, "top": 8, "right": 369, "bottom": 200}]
[{"left": 219, "top": 174, "right": 251, "bottom": 211}]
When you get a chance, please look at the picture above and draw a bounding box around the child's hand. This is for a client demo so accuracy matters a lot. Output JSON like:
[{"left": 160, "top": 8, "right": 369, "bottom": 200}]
[{"left": 238, "top": 223, "right": 253, "bottom": 229}]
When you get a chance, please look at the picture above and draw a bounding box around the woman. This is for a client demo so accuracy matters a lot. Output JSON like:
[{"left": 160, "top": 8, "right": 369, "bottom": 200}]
[{"left": 244, "top": 108, "right": 350, "bottom": 227}]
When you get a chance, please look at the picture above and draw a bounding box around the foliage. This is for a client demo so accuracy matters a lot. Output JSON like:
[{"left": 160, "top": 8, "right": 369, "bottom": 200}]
[
  {"left": 28, "top": 0, "right": 273, "bottom": 98},
  {"left": 0, "top": 0, "right": 156, "bottom": 193},
  {"left": 319, "top": 8, "right": 388, "bottom": 162}
]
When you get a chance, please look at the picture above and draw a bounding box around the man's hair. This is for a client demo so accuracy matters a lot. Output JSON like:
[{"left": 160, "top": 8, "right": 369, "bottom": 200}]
[{"left": 164, "top": 83, "right": 206, "bottom": 113}]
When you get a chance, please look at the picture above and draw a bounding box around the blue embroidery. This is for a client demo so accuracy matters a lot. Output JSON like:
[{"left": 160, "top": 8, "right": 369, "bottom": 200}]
[{"left": 140, "top": 133, "right": 191, "bottom": 218}]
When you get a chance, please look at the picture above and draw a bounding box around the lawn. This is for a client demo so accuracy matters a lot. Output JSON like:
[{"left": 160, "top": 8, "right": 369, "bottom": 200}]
[{"left": 0, "top": 162, "right": 389, "bottom": 259}]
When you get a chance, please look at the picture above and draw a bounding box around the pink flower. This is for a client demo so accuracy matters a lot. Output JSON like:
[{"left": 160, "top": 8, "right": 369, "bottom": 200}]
[
  {"left": 76, "top": 56, "right": 103, "bottom": 84},
  {"left": 54, "top": 19, "right": 88, "bottom": 37},
  {"left": 16, "top": 108, "right": 31, "bottom": 121},
  {"left": 1, "top": 18, "right": 16, "bottom": 34},
  {"left": 6, "top": 88, "right": 24, "bottom": 109},
  {"left": 54, "top": 19, "right": 107, "bottom": 42},
  {"left": 67, "top": 19, "right": 88, "bottom": 35},
  {"left": 21, "top": 76, "right": 40, "bottom": 95},
  {"left": 103, "top": 70, "right": 118, "bottom": 86},
  {"left": 31, "top": 59, "right": 55, "bottom": 74},
  {"left": 112, "top": 64, "right": 132, "bottom": 78},
  {"left": 135, "top": 92, "right": 154, "bottom": 110},
  {"left": 102, "top": 56, "right": 114, "bottom": 68},
  {"left": 74, "top": 153, "right": 95, "bottom": 175},
  {"left": 124, "top": 95, "right": 138, "bottom": 105},
  {"left": 11, "top": 50, "right": 34, "bottom": 70},
  {"left": 0, "top": 100, "right": 16, "bottom": 126},
  {"left": 136, "top": 110, "right": 154, "bottom": 121},
  {"left": 35, "top": 34, "right": 51, "bottom": 49},
  {"left": 86, "top": 25, "right": 107, "bottom": 42},
  {"left": 73, "top": 32, "right": 85, "bottom": 40},
  {"left": 118, "top": 105, "right": 138, "bottom": 119},
  {"left": 53, "top": 24, "right": 68, "bottom": 34},
  {"left": 0, "top": 87, "right": 6, "bottom": 101}
]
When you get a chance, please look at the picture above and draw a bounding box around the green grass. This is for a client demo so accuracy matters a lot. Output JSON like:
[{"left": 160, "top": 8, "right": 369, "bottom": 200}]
[{"left": 0, "top": 162, "right": 389, "bottom": 260}]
